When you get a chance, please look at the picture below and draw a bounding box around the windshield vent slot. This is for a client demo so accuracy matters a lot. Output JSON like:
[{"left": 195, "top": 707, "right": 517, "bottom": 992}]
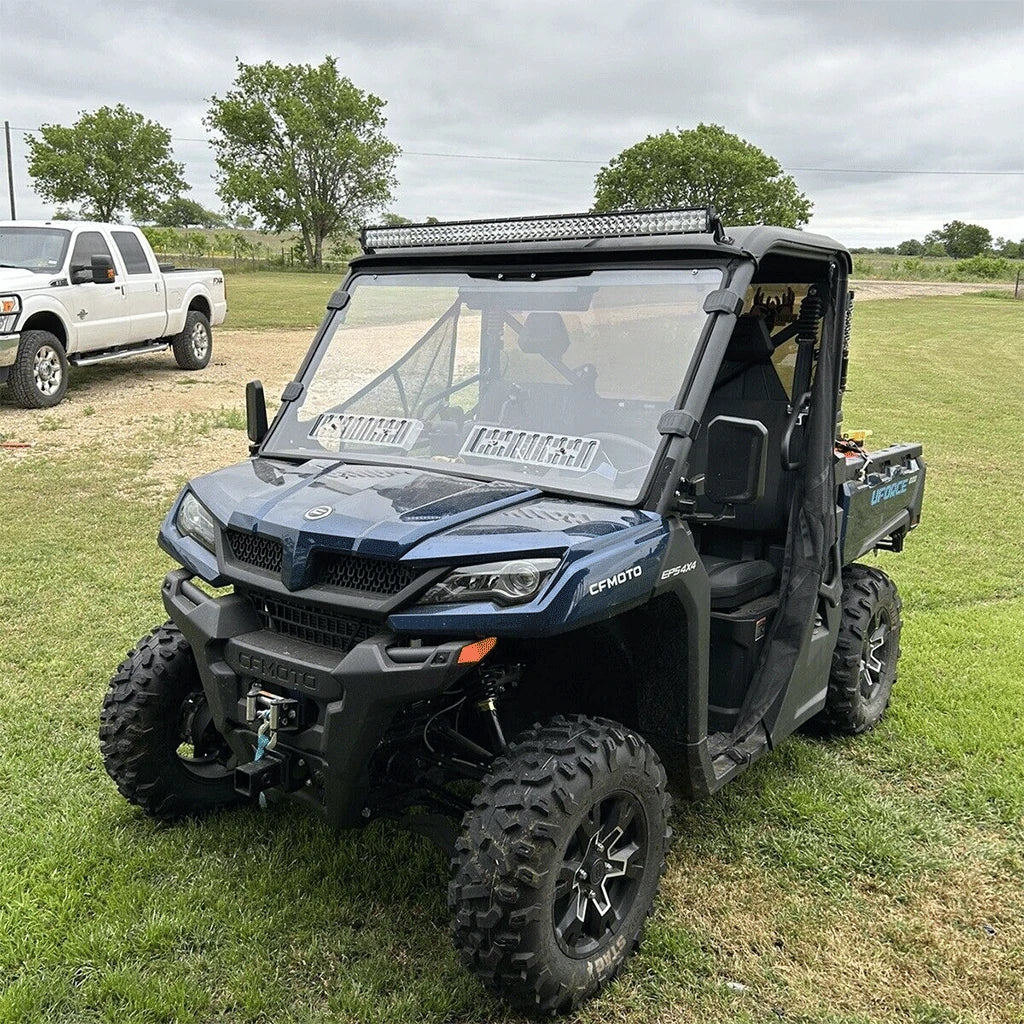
[
  {"left": 309, "top": 413, "right": 423, "bottom": 451},
  {"left": 225, "top": 529, "right": 283, "bottom": 574},
  {"left": 461, "top": 426, "right": 600, "bottom": 472}
]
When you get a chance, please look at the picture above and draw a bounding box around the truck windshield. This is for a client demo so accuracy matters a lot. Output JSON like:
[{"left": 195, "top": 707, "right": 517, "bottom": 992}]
[
  {"left": 0, "top": 227, "right": 72, "bottom": 273},
  {"left": 266, "top": 267, "right": 723, "bottom": 502}
]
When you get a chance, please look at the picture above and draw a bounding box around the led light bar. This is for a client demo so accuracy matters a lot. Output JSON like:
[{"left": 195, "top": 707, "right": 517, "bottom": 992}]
[{"left": 361, "top": 207, "right": 724, "bottom": 251}]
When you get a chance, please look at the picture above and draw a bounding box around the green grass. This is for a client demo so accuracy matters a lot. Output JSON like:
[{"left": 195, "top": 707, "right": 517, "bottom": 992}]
[
  {"left": 223, "top": 270, "right": 340, "bottom": 330},
  {"left": 1, "top": 294, "right": 1022, "bottom": 1023}
]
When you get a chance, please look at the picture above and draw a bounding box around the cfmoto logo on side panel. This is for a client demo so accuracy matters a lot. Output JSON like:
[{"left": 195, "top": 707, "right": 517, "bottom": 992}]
[{"left": 589, "top": 565, "right": 642, "bottom": 596}]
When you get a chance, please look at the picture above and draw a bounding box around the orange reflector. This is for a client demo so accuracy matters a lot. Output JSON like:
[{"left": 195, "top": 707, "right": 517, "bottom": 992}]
[{"left": 458, "top": 636, "right": 498, "bottom": 664}]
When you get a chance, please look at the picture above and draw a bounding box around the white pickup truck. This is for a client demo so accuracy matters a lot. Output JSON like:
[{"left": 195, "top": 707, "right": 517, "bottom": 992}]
[{"left": 0, "top": 221, "right": 227, "bottom": 408}]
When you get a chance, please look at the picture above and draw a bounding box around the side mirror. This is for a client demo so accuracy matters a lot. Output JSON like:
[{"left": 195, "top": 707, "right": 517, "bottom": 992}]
[
  {"left": 246, "top": 380, "right": 269, "bottom": 450},
  {"left": 91, "top": 254, "right": 116, "bottom": 284},
  {"left": 704, "top": 415, "right": 768, "bottom": 505}
]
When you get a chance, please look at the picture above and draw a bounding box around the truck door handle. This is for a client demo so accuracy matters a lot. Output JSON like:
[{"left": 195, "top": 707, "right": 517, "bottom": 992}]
[{"left": 781, "top": 391, "right": 812, "bottom": 471}]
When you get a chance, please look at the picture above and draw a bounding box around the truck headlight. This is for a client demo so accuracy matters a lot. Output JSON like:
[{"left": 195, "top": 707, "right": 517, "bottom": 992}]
[
  {"left": 176, "top": 492, "right": 217, "bottom": 552},
  {"left": 419, "top": 558, "right": 560, "bottom": 607},
  {"left": 0, "top": 295, "right": 20, "bottom": 333}
]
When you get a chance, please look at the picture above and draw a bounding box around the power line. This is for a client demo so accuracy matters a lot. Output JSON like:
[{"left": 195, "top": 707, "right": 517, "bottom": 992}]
[{"left": 6, "top": 124, "right": 1022, "bottom": 176}]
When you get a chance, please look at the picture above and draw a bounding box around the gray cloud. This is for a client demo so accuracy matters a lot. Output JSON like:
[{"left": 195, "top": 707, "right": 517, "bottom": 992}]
[{"left": 3, "top": 0, "right": 1021, "bottom": 245}]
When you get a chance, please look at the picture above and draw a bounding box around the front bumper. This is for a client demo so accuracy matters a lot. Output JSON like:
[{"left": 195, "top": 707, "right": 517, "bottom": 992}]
[
  {"left": 162, "top": 568, "right": 480, "bottom": 828},
  {"left": 0, "top": 334, "right": 19, "bottom": 375}
]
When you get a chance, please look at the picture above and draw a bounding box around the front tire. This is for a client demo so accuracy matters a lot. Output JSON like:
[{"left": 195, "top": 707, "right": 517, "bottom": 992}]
[
  {"left": 171, "top": 310, "right": 212, "bottom": 370},
  {"left": 9, "top": 329, "right": 69, "bottom": 408},
  {"left": 815, "top": 565, "right": 902, "bottom": 734},
  {"left": 450, "top": 715, "right": 671, "bottom": 1015},
  {"left": 100, "top": 622, "right": 244, "bottom": 819}
]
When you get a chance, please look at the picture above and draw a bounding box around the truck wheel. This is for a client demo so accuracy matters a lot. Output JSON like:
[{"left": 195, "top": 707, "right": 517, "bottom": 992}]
[
  {"left": 450, "top": 715, "right": 671, "bottom": 1014},
  {"left": 172, "top": 310, "right": 212, "bottom": 370},
  {"left": 816, "top": 565, "right": 902, "bottom": 734},
  {"left": 100, "top": 622, "right": 244, "bottom": 819},
  {"left": 8, "top": 329, "right": 69, "bottom": 408}
]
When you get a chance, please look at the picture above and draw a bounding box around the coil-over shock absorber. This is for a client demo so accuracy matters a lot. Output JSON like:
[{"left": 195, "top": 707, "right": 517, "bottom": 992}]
[
  {"left": 473, "top": 663, "right": 523, "bottom": 754},
  {"left": 792, "top": 286, "right": 825, "bottom": 399}
]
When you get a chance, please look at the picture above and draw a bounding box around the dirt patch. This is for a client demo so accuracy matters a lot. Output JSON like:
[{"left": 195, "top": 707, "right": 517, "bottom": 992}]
[
  {"left": 0, "top": 329, "right": 315, "bottom": 475},
  {"left": 851, "top": 279, "right": 1010, "bottom": 301}
]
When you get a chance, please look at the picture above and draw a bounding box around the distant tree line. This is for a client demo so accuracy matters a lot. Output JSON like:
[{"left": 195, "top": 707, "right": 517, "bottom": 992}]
[{"left": 876, "top": 221, "right": 1022, "bottom": 260}]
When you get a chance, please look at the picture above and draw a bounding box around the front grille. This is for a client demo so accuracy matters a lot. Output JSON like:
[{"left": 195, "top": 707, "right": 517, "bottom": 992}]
[
  {"left": 313, "top": 551, "right": 420, "bottom": 594},
  {"left": 248, "top": 591, "right": 378, "bottom": 653},
  {"left": 225, "top": 529, "right": 283, "bottom": 574}
]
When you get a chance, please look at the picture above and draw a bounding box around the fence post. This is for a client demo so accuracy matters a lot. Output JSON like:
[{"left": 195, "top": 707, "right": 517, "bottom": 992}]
[{"left": 1016, "top": 269, "right": 1021, "bottom": 299}]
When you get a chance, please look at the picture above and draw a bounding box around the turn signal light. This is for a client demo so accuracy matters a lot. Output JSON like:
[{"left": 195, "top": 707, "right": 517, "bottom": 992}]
[{"left": 458, "top": 637, "right": 498, "bottom": 664}]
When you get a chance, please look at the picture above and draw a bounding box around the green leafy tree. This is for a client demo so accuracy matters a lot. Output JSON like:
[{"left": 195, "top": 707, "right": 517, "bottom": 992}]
[
  {"left": 592, "top": 123, "right": 812, "bottom": 227},
  {"left": 896, "top": 239, "right": 925, "bottom": 256},
  {"left": 924, "top": 221, "right": 993, "bottom": 259},
  {"left": 992, "top": 237, "right": 1022, "bottom": 259},
  {"left": 27, "top": 104, "right": 188, "bottom": 222},
  {"left": 156, "top": 197, "right": 226, "bottom": 228},
  {"left": 205, "top": 57, "right": 399, "bottom": 268}
]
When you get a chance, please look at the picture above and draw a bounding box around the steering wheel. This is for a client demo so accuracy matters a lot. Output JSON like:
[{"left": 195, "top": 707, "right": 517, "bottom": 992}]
[{"left": 590, "top": 431, "right": 656, "bottom": 475}]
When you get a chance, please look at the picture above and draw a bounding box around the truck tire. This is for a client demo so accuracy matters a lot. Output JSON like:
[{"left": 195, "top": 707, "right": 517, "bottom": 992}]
[
  {"left": 816, "top": 565, "right": 902, "bottom": 734},
  {"left": 100, "top": 622, "right": 245, "bottom": 819},
  {"left": 8, "top": 329, "right": 69, "bottom": 408},
  {"left": 171, "top": 310, "right": 212, "bottom": 370},
  {"left": 450, "top": 715, "right": 671, "bottom": 1015}
]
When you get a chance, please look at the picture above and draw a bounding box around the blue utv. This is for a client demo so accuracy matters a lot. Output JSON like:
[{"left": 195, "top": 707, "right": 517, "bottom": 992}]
[{"left": 100, "top": 208, "right": 926, "bottom": 1014}]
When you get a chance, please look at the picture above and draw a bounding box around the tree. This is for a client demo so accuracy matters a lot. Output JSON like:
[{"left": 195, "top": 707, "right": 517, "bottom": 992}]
[
  {"left": 592, "top": 123, "right": 811, "bottom": 228},
  {"left": 896, "top": 239, "right": 925, "bottom": 256},
  {"left": 27, "top": 104, "right": 188, "bottom": 222},
  {"left": 924, "top": 221, "right": 993, "bottom": 259},
  {"left": 992, "top": 237, "right": 1022, "bottom": 259},
  {"left": 156, "top": 197, "right": 226, "bottom": 228},
  {"left": 205, "top": 57, "right": 399, "bottom": 268}
]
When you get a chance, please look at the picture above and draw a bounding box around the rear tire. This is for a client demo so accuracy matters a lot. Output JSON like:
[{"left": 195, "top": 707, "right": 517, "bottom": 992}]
[
  {"left": 171, "top": 310, "right": 212, "bottom": 370},
  {"left": 816, "top": 565, "right": 902, "bottom": 734},
  {"left": 450, "top": 715, "right": 671, "bottom": 1015},
  {"left": 100, "top": 622, "right": 244, "bottom": 819},
  {"left": 9, "top": 329, "right": 69, "bottom": 408}
]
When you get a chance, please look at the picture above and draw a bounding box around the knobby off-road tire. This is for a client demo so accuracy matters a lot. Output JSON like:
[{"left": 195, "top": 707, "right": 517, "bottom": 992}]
[
  {"left": 816, "top": 564, "right": 902, "bottom": 734},
  {"left": 100, "top": 622, "right": 244, "bottom": 819},
  {"left": 9, "top": 329, "right": 69, "bottom": 408},
  {"left": 171, "top": 309, "right": 212, "bottom": 370},
  {"left": 450, "top": 715, "right": 671, "bottom": 1015}
]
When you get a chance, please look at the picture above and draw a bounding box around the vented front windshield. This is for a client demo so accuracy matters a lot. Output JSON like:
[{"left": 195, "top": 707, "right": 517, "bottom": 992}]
[{"left": 267, "top": 268, "right": 722, "bottom": 501}]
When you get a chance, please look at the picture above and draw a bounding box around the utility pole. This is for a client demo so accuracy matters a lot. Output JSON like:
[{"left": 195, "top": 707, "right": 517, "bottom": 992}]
[{"left": 4, "top": 121, "right": 15, "bottom": 219}]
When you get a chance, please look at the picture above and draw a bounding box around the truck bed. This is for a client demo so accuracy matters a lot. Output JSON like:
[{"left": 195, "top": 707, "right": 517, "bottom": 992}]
[{"left": 836, "top": 443, "right": 926, "bottom": 562}]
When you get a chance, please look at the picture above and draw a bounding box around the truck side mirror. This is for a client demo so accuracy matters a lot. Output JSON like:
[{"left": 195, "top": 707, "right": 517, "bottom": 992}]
[
  {"left": 246, "top": 380, "right": 269, "bottom": 450},
  {"left": 704, "top": 415, "right": 768, "bottom": 505},
  {"left": 91, "top": 254, "right": 116, "bottom": 284}
]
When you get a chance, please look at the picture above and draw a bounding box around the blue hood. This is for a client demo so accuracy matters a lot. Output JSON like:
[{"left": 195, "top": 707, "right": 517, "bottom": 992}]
[{"left": 164, "top": 458, "right": 660, "bottom": 588}]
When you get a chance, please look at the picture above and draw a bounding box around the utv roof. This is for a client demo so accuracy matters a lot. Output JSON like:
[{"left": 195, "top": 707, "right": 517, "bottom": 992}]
[{"left": 355, "top": 207, "right": 852, "bottom": 271}]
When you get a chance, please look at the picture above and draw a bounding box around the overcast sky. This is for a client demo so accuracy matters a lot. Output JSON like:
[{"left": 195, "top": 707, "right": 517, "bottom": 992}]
[{"left": 2, "top": 0, "right": 1022, "bottom": 246}]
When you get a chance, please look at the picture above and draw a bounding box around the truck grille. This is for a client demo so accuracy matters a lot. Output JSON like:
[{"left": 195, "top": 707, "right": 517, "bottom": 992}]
[
  {"left": 225, "top": 529, "right": 283, "bottom": 574},
  {"left": 247, "top": 591, "right": 379, "bottom": 653},
  {"left": 313, "top": 551, "right": 420, "bottom": 594}
]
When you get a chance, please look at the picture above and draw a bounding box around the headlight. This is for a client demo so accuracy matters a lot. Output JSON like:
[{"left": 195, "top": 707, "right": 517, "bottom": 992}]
[
  {"left": 0, "top": 295, "right": 20, "bottom": 333},
  {"left": 419, "top": 558, "right": 560, "bottom": 607},
  {"left": 176, "top": 492, "right": 217, "bottom": 552}
]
